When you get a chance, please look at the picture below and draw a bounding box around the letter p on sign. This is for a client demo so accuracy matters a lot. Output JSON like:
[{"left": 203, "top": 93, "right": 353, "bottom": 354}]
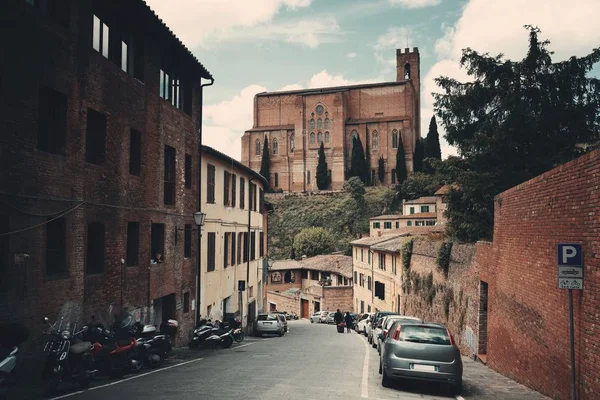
[{"left": 557, "top": 243, "right": 583, "bottom": 266}]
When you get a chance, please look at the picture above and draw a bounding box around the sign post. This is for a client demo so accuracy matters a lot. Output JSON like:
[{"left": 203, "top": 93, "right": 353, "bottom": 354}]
[{"left": 557, "top": 243, "right": 583, "bottom": 400}]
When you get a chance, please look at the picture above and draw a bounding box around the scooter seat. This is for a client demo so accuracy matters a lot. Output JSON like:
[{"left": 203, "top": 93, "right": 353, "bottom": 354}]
[{"left": 70, "top": 342, "right": 92, "bottom": 354}]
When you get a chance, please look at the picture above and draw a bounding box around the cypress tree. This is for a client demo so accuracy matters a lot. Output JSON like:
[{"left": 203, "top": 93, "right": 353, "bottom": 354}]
[
  {"left": 378, "top": 155, "right": 385, "bottom": 185},
  {"left": 316, "top": 142, "right": 329, "bottom": 190},
  {"left": 425, "top": 116, "right": 442, "bottom": 161},
  {"left": 413, "top": 137, "right": 425, "bottom": 172},
  {"left": 260, "top": 137, "right": 270, "bottom": 189},
  {"left": 396, "top": 136, "right": 407, "bottom": 185},
  {"left": 350, "top": 136, "right": 368, "bottom": 185}
]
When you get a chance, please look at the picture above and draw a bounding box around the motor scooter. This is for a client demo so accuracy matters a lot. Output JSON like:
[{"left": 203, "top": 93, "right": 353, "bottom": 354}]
[
  {"left": 130, "top": 323, "right": 172, "bottom": 369},
  {"left": 0, "top": 323, "right": 29, "bottom": 397},
  {"left": 189, "top": 319, "right": 234, "bottom": 350}
]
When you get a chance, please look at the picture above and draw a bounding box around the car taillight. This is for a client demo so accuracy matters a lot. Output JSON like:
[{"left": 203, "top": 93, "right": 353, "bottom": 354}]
[
  {"left": 391, "top": 325, "right": 402, "bottom": 340},
  {"left": 447, "top": 328, "right": 456, "bottom": 346},
  {"left": 383, "top": 329, "right": 388, "bottom": 338}
]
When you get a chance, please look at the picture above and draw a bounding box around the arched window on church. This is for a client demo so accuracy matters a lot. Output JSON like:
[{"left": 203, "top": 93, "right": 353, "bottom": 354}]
[
  {"left": 404, "top": 63, "right": 411, "bottom": 80},
  {"left": 352, "top": 130, "right": 358, "bottom": 141},
  {"left": 272, "top": 138, "right": 278, "bottom": 155},
  {"left": 372, "top": 131, "right": 379, "bottom": 151},
  {"left": 392, "top": 129, "right": 399, "bottom": 149},
  {"left": 255, "top": 139, "right": 261, "bottom": 155},
  {"left": 317, "top": 132, "right": 322, "bottom": 144},
  {"left": 310, "top": 132, "right": 315, "bottom": 144},
  {"left": 317, "top": 119, "right": 323, "bottom": 130},
  {"left": 391, "top": 169, "right": 396, "bottom": 184},
  {"left": 324, "top": 118, "right": 330, "bottom": 129},
  {"left": 310, "top": 119, "right": 315, "bottom": 130},
  {"left": 290, "top": 134, "right": 295, "bottom": 153},
  {"left": 324, "top": 131, "right": 330, "bottom": 143},
  {"left": 284, "top": 271, "right": 294, "bottom": 283}
]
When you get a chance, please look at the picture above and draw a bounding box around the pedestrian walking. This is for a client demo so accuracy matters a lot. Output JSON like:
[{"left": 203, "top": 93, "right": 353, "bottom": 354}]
[
  {"left": 344, "top": 312, "right": 353, "bottom": 333},
  {"left": 334, "top": 309, "right": 343, "bottom": 325}
]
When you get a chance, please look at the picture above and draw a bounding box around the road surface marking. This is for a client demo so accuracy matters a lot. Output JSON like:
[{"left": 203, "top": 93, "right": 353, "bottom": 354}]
[
  {"left": 234, "top": 342, "right": 256, "bottom": 349},
  {"left": 49, "top": 357, "right": 204, "bottom": 400},
  {"left": 360, "top": 335, "right": 370, "bottom": 398},
  {"left": 455, "top": 395, "right": 465, "bottom": 400}
]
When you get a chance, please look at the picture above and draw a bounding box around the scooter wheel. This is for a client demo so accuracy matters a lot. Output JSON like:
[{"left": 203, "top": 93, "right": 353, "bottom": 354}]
[
  {"left": 234, "top": 332, "right": 244, "bottom": 343},
  {"left": 43, "top": 377, "right": 61, "bottom": 396},
  {"left": 220, "top": 336, "right": 233, "bottom": 349},
  {"left": 189, "top": 340, "right": 198, "bottom": 349},
  {"left": 147, "top": 351, "right": 165, "bottom": 368},
  {"left": 130, "top": 351, "right": 144, "bottom": 373}
]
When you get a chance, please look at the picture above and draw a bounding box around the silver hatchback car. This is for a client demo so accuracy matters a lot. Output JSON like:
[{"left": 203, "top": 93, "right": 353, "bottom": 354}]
[
  {"left": 254, "top": 313, "right": 285, "bottom": 337},
  {"left": 380, "top": 321, "right": 463, "bottom": 394}
]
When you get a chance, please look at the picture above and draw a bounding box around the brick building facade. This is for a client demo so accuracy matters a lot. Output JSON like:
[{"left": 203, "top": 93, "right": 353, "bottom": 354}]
[
  {"left": 0, "top": 0, "right": 212, "bottom": 346},
  {"left": 241, "top": 48, "right": 421, "bottom": 193},
  {"left": 476, "top": 148, "right": 600, "bottom": 400}
]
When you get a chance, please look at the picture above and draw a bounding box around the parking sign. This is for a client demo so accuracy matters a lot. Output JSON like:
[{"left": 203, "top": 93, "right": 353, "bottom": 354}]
[{"left": 557, "top": 244, "right": 583, "bottom": 266}]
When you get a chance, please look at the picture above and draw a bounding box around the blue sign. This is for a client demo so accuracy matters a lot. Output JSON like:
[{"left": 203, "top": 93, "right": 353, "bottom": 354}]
[{"left": 557, "top": 244, "right": 583, "bottom": 266}]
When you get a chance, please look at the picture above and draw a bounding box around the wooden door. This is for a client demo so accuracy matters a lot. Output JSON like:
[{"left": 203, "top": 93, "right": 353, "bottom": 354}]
[{"left": 301, "top": 299, "right": 309, "bottom": 318}]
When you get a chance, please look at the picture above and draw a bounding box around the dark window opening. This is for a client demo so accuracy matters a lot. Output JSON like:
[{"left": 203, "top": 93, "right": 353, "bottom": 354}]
[
  {"left": 46, "top": 217, "right": 67, "bottom": 276},
  {"left": 207, "top": 164, "right": 216, "bottom": 204},
  {"left": 237, "top": 233, "right": 243, "bottom": 265},
  {"left": 184, "top": 224, "right": 192, "bottom": 258},
  {"left": 231, "top": 174, "right": 237, "bottom": 208},
  {"left": 207, "top": 232, "right": 216, "bottom": 272},
  {"left": 274, "top": 173, "right": 279, "bottom": 187},
  {"left": 86, "top": 222, "right": 105, "bottom": 274},
  {"left": 164, "top": 146, "right": 176, "bottom": 205},
  {"left": 301, "top": 270, "right": 308, "bottom": 279},
  {"left": 126, "top": 222, "right": 139, "bottom": 266},
  {"left": 259, "top": 189, "right": 264, "bottom": 214},
  {"left": 231, "top": 233, "right": 236, "bottom": 266},
  {"left": 183, "top": 292, "right": 190, "bottom": 313},
  {"left": 251, "top": 232, "right": 256, "bottom": 261},
  {"left": 0, "top": 216, "right": 9, "bottom": 292},
  {"left": 129, "top": 129, "right": 141, "bottom": 176},
  {"left": 224, "top": 233, "right": 230, "bottom": 268},
  {"left": 85, "top": 109, "right": 106, "bottom": 165},
  {"left": 37, "top": 86, "right": 67, "bottom": 155},
  {"left": 26, "top": 0, "right": 70, "bottom": 27},
  {"left": 243, "top": 232, "right": 249, "bottom": 263},
  {"left": 311, "top": 270, "right": 319, "bottom": 280},
  {"left": 392, "top": 169, "right": 396, "bottom": 184},
  {"left": 132, "top": 36, "right": 145, "bottom": 82},
  {"left": 240, "top": 177, "right": 245, "bottom": 209},
  {"left": 151, "top": 223, "right": 165, "bottom": 263},
  {"left": 404, "top": 63, "right": 411, "bottom": 80},
  {"left": 259, "top": 232, "right": 264, "bottom": 257},
  {"left": 224, "top": 171, "right": 230, "bottom": 206},
  {"left": 284, "top": 271, "right": 294, "bottom": 283},
  {"left": 184, "top": 154, "right": 192, "bottom": 189},
  {"left": 375, "top": 281, "right": 385, "bottom": 300}
]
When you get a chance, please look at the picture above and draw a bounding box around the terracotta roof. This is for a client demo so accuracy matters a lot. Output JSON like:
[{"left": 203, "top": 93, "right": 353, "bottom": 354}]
[
  {"left": 350, "top": 234, "right": 405, "bottom": 246},
  {"left": 404, "top": 196, "right": 438, "bottom": 205},
  {"left": 270, "top": 259, "right": 301, "bottom": 271},
  {"left": 398, "top": 212, "right": 437, "bottom": 219},
  {"left": 371, "top": 236, "right": 411, "bottom": 252},
  {"left": 256, "top": 81, "right": 408, "bottom": 97},
  {"left": 434, "top": 184, "right": 456, "bottom": 196},
  {"left": 369, "top": 214, "right": 403, "bottom": 221},
  {"left": 270, "top": 255, "right": 353, "bottom": 278}
]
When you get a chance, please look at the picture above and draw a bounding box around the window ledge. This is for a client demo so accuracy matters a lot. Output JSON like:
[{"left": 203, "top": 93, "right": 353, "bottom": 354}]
[{"left": 44, "top": 273, "right": 70, "bottom": 281}]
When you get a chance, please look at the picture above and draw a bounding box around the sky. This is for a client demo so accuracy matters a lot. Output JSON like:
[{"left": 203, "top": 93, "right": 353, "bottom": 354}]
[{"left": 144, "top": 0, "right": 600, "bottom": 161}]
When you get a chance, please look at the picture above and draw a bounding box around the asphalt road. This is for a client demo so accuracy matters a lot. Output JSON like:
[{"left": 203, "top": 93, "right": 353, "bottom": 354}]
[{"left": 39, "top": 320, "right": 547, "bottom": 400}]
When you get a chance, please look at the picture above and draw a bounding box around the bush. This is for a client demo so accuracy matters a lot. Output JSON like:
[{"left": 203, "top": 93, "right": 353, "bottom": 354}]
[
  {"left": 437, "top": 241, "right": 453, "bottom": 278},
  {"left": 443, "top": 287, "right": 454, "bottom": 320},
  {"left": 401, "top": 239, "right": 413, "bottom": 273},
  {"left": 293, "top": 227, "right": 336, "bottom": 258}
]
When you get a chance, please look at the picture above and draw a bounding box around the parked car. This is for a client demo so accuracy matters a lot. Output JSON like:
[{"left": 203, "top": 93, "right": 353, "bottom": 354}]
[
  {"left": 376, "top": 316, "right": 421, "bottom": 353},
  {"left": 380, "top": 321, "right": 463, "bottom": 394},
  {"left": 368, "top": 312, "right": 398, "bottom": 344},
  {"left": 356, "top": 313, "right": 374, "bottom": 334},
  {"left": 271, "top": 312, "right": 288, "bottom": 332},
  {"left": 319, "top": 311, "right": 330, "bottom": 324},
  {"left": 325, "top": 312, "right": 338, "bottom": 324},
  {"left": 310, "top": 311, "right": 325, "bottom": 323},
  {"left": 254, "top": 314, "right": 285, "bottom": 337}
]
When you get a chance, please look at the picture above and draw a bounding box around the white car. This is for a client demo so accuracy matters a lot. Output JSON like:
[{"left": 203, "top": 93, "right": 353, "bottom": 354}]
[
  {"left": 310, "top": 311, "right": 325, "bottom": 323},
  {"left": 375, "top": 315, "right": 421, "bottom": 353},
  {"left": 356, "top": 313, "right": 374, "bottom": 334}
]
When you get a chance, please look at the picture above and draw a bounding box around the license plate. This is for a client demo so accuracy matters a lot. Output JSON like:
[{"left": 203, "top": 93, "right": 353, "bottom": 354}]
[
  {"left": 263, "top": 322, "right": 272, "bottom": 325},
  {"left": 412, "top": 364, "right": 436, "bottom": 372}
]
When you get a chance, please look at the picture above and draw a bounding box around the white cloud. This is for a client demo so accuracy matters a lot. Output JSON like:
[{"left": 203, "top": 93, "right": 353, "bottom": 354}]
[
  {"left": 346, "top": 52, "right": 358, "bottom": 59},
  {"left": 144, "top": 0, "right": 330, "bottom": 49},
  {"left": 388, "top": 0, "right": 441, "bottom": 9},
  {"left": 424, "top": 0, "right": 600, "bottom": 158},
  {"left": 373, "top": 27, "right": 414, "bottom": 74},
  {"left": 306, "top": 70, "right": 381, "bottom": 88}
]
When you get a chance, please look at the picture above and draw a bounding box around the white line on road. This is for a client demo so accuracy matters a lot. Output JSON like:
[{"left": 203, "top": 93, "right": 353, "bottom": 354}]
[
  {"left": 455, "top": 395, "right": 465, "bottom": 400},
  {"left": 233, "top": 342, "right": 256, "bottom": 350},
  {"left": 360, "top": 336, "right": 370, "bottom": 398},
  {"left": 49, "top": 357, "right": 204, "bottom": 400}
]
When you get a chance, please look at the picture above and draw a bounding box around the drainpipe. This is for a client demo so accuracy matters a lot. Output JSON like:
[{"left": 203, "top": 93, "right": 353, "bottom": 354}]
[
  {"left": 246, "top": 177, "right": 255, "bottom": 330},
  {"left": 197, "top": 77, "right": 214, "bottom": 327}
]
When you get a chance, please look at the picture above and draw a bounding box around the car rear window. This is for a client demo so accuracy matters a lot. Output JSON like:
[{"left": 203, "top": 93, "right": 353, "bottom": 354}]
[
  {"left": 400, "top": 325, "right": 451, "bottom": 345},
  {"left": 257, "top": 314, "right": 277, "bottom": 321}
]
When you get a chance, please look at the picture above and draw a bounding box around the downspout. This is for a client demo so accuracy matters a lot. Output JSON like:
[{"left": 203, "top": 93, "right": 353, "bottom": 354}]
[
  {"left": 246, "top": 177, "right": 255, "bottom": 329},
  {"left": 197, "top": 77, "right": 214, "bottom": 326}
]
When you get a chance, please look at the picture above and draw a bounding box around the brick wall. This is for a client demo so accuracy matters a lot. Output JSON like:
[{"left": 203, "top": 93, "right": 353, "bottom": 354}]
[
  {"left": 323, "top": 286, "right": 354, "bottom": 313},
  {"left": 475, "top": 149, "right": 600, "bottom": 400},
  {"left": 267, "top": 291, "right": 299, "bottom": 314}
]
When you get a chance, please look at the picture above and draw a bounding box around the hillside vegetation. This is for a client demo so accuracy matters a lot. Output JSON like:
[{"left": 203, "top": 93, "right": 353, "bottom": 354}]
[{"left": 267, "top": 187, "right": 398, "bottom": 260}]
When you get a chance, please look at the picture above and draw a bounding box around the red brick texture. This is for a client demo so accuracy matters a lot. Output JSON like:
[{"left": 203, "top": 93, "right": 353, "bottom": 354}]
[
  {"left": 323, "top": 286, "right": 354, "bottom": 313},
  {"left": 476, "top": 149, "right": 600, "bottom": 400}
]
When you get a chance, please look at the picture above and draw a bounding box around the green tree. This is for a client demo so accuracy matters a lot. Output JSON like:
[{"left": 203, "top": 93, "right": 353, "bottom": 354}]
[
  {"left": 290, "top": 242, "right": 296, "bottom": 260},
  {"left": 399, "top": 172, "right": 440, "bottom": 200},
  {"left": 350, "top": 136, "right": 368, "bottom": 184},
  {"left": 293, "top": 227, "right": 336, "bottom": 258},
  {"left": 316, "top": 142, "right": 329, "bottom": 190},
  {"left": 259, "top": 137, "right": 270, "bottom": 190},
  {"left": 395, "top": 136, "right": 408, "bottom": 185},
  {"left": 425, "top": 116, "right": 442, "bottom": 161},
  {"left": 378, "top": 156, "right": 385, "bottom": 185},
  {"left": 434, "top": 26, "right": 600, "bottom": 241},
  {"left": 342, "top": 176, "right": 365, "bottom": 202},
  {"left": 413, "top": 138, "right": 425, "bottom": 173}
]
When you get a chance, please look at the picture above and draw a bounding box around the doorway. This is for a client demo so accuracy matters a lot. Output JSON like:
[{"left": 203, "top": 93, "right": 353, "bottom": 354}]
[
  {"left": 301, "top": 299, "right": 309, "bottom": 318},
  {"left": 478, "top": 281, "right": 489, "bottom": 357},
  {"left": 314, "top": 301, "right": 320, "bottom": 312},
  {"left": 153, "top": 293, "right": 176, "bottom": 326}
]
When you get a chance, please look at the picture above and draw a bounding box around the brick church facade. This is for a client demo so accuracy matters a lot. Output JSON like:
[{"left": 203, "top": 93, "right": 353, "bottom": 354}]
[{"left": 241, "top": 48, "right": 421, "bottom": 193}]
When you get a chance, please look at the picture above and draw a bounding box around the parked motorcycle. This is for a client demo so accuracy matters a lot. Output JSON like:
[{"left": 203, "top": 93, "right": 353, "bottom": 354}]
[
  {"left": 41, "top": 317, "right": 95, "bottom": 396},
  {"left": 189, "top": 319, "right": 234, "bottom": 350},
  {"left": 130, "top": 323, "right": 172, "bottom": 369},
  {"left": 0, "top": 323, "right": 29, "bottom": 396}
]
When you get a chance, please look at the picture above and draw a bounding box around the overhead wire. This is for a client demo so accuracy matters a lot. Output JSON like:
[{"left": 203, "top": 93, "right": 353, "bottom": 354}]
[{"left": 0, "top": 201, "right": 86, "bottom": 236}]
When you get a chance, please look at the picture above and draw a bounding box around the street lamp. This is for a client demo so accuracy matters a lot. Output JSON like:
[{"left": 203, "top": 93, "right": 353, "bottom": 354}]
[
  {"left": 267, "top": 257, "right": 274, "bottom": 271},
  {"left": 194, "top": 211, "right": 206, "bottom": 326}
]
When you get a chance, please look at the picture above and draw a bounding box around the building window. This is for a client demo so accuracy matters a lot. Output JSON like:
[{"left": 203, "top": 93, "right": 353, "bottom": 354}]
[
  {"left": 151, "top": 223, "right": 165, "bottom": 263},
  {"left": 379, "top": 253, "right": 386, "bottom": 270},
  {"left": 426, "top": 220, "right": 436, "bottom": 226},
  {"left": 421, "top": 205, "right": 430, "bottom": 213},
  {"left": 259, "top": 189, "right": 264, "bottom": 214},
  {"left": 367, "top": 276, "right": 372, "bottom": 291},
  {"left": 224, "top": 171, "right": 230, "bottom": 206},
  {"left": 391, "top": 169, "right": 396, "bottom": 184},
  {"left": 259, "top": 232, "right": 264, "bottom": 257},
  {"left": 224, "top": 232, "right": 230, "bottom": 268},
  {"left": 92, "top": 15, "right": 110, "bottom": 59},
  {"left": 407, "top": 221, "right": 412, "bottom": 226},
  {"left": 368, "top": 305, "right": 371, "bottom": 313},
  {"left": 410, "top": 207, "right": 415, "bottom": 214},
  {"left": 183, "top": 292, "right": 190, "bottom": 313},
  {"left": 361, "top": 248, "right": 364, "bottom": 262},
  {"left": 243, "top": 232, "right": 249, "bottom": 263},
  {"left": 252, "top": 183, "right": 258, "bottom": 211},
  {"left": 359, "top": 273, "right": 363, "bottom": 287},
  {"left": 324, "top": 131, "right": 330, "bottom": 143},
  {"left": 317, "top": 119, "right": 322, "bottom": 130},
  {"left": 361, "top": 301, "right": 365, "bottom": 313},
  {"left": 159, "top": 69, "right": 187, "bottom": 111},
  {"left": 85, "top": 109, "right": 106, "bottom": 165},
  {"left": 237, "top": 232, "right": 243, "bottom": 265},
  {"left": 86, "top": 222, "right": 105, "bottom": 274},
  {"left": 384, "top": 222, "right": 392, "bottom": 229},
  {"left": 231, "top": 233, "right": 236, "bottom": 266},
  {"left": 37, "top": 86, "right": 67, "bottom": 155},
  {"left": 251, "top": 232, "right": 256, "bottom": 260},
  {"left": 207, "top": 164, "right": 216, "bottom": 204},
  {"left": 307, "top": 170, "right": 311, "bottom": 185},
  {"left": 255, "top": 139, "right": 261, "bottom": 155},
  {"left": 352, "top": 130, "right": 358, "bottom": 141},
  {"left": 392, "top": 129, "right": 399, "bottom": 149},
  {"left": 373, "top": 222, "right": 380, "bottom": 229},
  {"left": 324, "top": 118, "right": 330, "bottom": 129},
  {"left": 317, "top": 132, "right": 322, "bottom": 143},
  {"left": 126, "top": 222, "right": 139, "bottom": 266},
  {"left": 354, "top": 271, "right": 357, "bottom": 284},
  {"left": 274, "top": 173, "right": 279, "bottom": 188},
  {"left": 372, "top": 131, "right": 379, "bottom": 151},
  {"left": 368, "top": 251, "right": 371, "bottom": 264},
  {"left": 184, "top": 154, "right": 192, "bottom": 189},
  {"left": 164, "top": 146, "right": 176, "bottom": 205},
  {"left": 121, "top": 41, "right": 128, "bottom": 72},
  {"left": 184, "top": 224, "right": 192, "bottom": 258},
  {"left": 310, "top": 119, "right": 315, "bottom": 130},
  {"left": 129, "top": 129, "right": 141, "bottom": 176},
  {"left": 302, "top": 270, "right": 308, "bottom": 279},
  {"left": 290, "top": 134, "right": 295, "bottom": 152},
  {"left": 311, "top": 270, "right": 319, "bottom": 280},
  {"left": 207, "top": 232, "right": 216, "bottom": 271},
  {"left": 46, "top": 217, "right": 67, "bottom": 276},
  {"left": 310, "top": 132, "right": 315, "bottom": 144},
  {"left": 240, "top": 177, "right": 245, "bottom": 209},
  {"left": 272, "top": 139, "right": 278, "bottom": 155},
  {"left": 231, "top": 174, "right": 237, "bottom": 207},
  {"left": 396, "top": 221, "right": 399, "bottom": 229}
]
